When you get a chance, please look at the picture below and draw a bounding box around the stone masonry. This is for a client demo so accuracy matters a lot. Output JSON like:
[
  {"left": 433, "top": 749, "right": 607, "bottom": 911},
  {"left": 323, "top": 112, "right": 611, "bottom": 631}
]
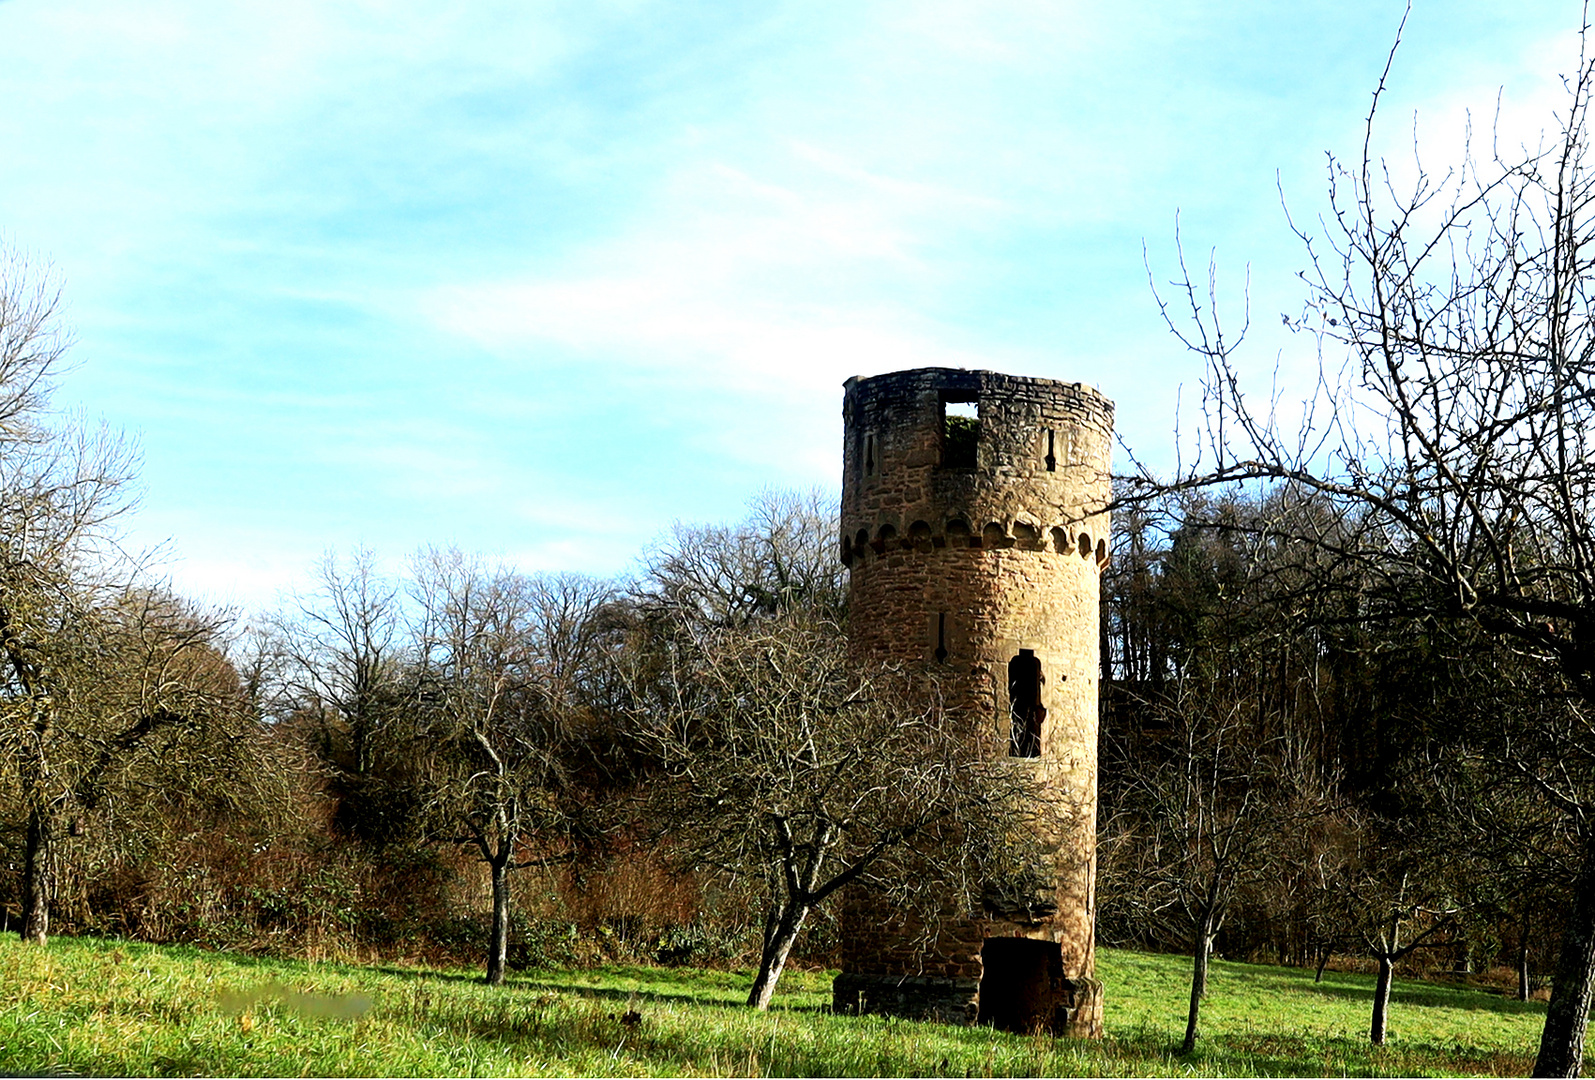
[{"left": 833, "top": 367, "right": 1112, "bottom": 1037}]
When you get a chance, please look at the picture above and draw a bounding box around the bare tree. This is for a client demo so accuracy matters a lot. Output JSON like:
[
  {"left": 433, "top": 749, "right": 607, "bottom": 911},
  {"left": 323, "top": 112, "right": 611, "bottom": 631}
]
[
  {"left": 1134, "top": 8, "right": 1595, "bottom": 1072},
  {"left": 5, "top": 579, "right": 277, "bottom": 945},
  {"left": 273, "top": 548, "right": 407, "bottom": 777},
  {"left": 619, "top": 609, "right": 1038, "bottom": 1010},
  {"left": 410, "top": 548, "right": 612, "bottom": 985},
  {"left": 0, "top": 246, "right": 67, "bottom": 438},
  {"left": 260, "top": 548, "right": 424, "bottom": 844},
  {"left": 1425, "top": 653, "right": 1582, "bottom": 1005},
  {"left": 0, "top": 248, "right": 275, "bottom": 945},
  {"left": 641, "top": 488, "right": 846, "bottom": 628},
  {"left": 1321, "top": 816, "right": 1461, "bottom": 1046},
  {"left": 1120, "top": 682, "right": 1277, "bottom": 1054}
]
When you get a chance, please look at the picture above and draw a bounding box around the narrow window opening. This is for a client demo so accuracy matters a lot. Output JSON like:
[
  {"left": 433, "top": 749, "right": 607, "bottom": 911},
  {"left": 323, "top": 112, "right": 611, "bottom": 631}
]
[
  {"left": 935, "top": 612, "right": 949, "bottom": 663},
  {"left": 941, "top": 395, "right": 979, "bottom": 468},
  {"left": 1044, "top": 429, "right": 1057, "bottom": 472},
  {"left": 864, "top": 432, "right": 876, "bottom": 476},
  {"left": 1008, "top": 649, "right": 1045, "bottom": 758}
]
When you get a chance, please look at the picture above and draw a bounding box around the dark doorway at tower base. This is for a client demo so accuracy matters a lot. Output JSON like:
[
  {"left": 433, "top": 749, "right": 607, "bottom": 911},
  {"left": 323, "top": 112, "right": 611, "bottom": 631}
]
[
  {"left": 979, "top": 937, "right": 1056, "bottom": 1032},
  {"left": 978, "top": 937, "right": 1106, "bottom": 1037}
]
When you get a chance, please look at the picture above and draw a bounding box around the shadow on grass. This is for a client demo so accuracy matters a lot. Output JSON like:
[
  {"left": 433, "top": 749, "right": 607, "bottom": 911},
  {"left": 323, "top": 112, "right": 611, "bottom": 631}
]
[
  {"left": 353, "top": 960, "right": 832, "bottom": 1016},
  {"left": 367, "top": 964, "right": 495, "bottom": 987},
  {"left": 1166, "top": 1030, "right": 1535, "bottom": 1079},
  {"left": 365, "top": 986, "right": 851, "bottom": 1076},
  {"left": 1277, "top": 976, "right": 1546, "bottom": 1017},
  {"left": 1194, "top": 958, "right": 1546, "bottom": 1019},
  {"left": 509, "top": 972, "right": 831, "bottom": 1015},
  {"left": 72, "top": 934, "right": 313, "bottom": 974}
]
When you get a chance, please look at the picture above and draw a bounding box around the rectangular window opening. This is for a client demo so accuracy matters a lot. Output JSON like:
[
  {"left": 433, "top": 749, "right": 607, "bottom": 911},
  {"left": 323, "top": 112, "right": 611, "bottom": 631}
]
[{"left": 941, "top": 394, "right": 979, "bottom": 468}]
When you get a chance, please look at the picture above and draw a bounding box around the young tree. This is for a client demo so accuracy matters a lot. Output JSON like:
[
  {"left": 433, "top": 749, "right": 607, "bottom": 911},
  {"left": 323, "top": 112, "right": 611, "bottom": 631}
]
[
  {"left": 1099, "top": 485, "right": 1365, "bottom": 974},
  {"left": 1123, "top": 684, "right": 1278, "bottom": 1054},
  {"left": 1099, "top": 501, "right": 1294, "bottom": 1052},
  {"left": 1323, "top": 817, "right": 1461, "bottom": 1046},
  {"left": 411, "top": 549, "right": 612, "bottom": 985},
  {"left": 1432, "top": 651, "right": 1582, "bottom": 1005},
  {"left": 1135, "top": 11, "right": 1595, "bottom": 1072}
]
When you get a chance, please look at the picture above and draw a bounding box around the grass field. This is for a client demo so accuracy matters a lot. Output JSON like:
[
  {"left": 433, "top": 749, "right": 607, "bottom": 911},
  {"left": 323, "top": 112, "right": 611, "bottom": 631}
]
[{"left": 0, "top": 934, "right": 1545, "bottom": 1076}]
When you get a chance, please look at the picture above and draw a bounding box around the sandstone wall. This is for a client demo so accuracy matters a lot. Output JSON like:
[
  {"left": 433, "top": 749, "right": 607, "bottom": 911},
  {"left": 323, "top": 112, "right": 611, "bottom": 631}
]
[{"left": 836, "top": 367, "right": 1112, "bottom": 1036}]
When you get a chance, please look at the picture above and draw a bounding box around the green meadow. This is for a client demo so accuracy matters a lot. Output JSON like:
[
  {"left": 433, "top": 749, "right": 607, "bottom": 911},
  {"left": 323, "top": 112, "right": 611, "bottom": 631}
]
[{"left": 1, "top": 935, "right": 1542, "bottom": 1076}]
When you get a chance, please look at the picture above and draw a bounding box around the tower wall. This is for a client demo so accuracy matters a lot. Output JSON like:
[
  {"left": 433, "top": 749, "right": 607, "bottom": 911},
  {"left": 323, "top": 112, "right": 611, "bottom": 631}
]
[{"left": 834, "top": 367, "right": 1113, "bottom": 1036}]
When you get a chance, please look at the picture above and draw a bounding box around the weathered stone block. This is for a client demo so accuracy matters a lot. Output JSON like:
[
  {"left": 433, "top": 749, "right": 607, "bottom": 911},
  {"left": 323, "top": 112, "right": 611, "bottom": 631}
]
[{"left": 832, "top": 973, "right": 981, "bottom": 1025}]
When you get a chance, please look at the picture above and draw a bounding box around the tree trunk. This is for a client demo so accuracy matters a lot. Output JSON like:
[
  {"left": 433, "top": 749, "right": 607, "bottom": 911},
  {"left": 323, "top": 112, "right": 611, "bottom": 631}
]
[
  {"left": 1315, "top": 942, "right": 1331, "bottom": 983},
  {"left": 1520, "top": 910, "right": 1533, "bottom": 1003},
  {"left": 747, "top": 903, "right": 808, "bottom": 1010},
  {"left": 20, "top": 803, "right": 53, "bottom": 946},
  {"left": 1534, "top": 836, "right": 1595, "bottom": 1077},
  {"left": 1181, "top": 921, "right": 1214, "bottom": 1054},
  {"left": 485, "top": 856, "right": 511, "bottom": 986},
  {"left": 1370, "top": 954, "right": 1393, "bottom": 1046}
]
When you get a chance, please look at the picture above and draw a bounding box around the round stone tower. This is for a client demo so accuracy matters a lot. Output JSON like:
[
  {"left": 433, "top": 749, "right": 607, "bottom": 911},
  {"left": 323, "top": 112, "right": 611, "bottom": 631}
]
[{"left": 832, "top": 366, "right": 1112, "bottom": 1037}]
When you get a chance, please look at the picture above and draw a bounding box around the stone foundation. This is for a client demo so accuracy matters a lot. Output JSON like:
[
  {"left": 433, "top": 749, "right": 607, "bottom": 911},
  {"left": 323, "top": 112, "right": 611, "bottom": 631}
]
[
  {"left": 830, "top": 970, "right": 1104, "bottom": 1037},
  {"left": 832, "top": 973, "right": 981, "bottom": 1026}
]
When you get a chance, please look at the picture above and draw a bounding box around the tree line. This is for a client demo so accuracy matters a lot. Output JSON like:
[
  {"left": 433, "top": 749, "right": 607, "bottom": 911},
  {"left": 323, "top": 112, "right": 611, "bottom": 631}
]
[
  {"left": 1, "top": 239, "right": 1591, "bottom": 1064},
  {"left": 2, "top": 274, "right": 1579, "bottom": 1047}
]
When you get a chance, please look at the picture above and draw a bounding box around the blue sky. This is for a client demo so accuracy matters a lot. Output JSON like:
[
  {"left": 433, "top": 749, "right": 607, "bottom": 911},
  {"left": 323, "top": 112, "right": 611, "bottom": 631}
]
[{"left": 0, "top": 0, "right": 1577, "bottom": 607}]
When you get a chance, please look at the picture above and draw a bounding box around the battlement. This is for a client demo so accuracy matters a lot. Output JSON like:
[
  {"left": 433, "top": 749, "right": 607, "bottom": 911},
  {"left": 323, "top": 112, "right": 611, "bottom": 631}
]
[
  {"left": 843, "top": 515, "right": 1108, "bottom": 568},
  {"left": 841, "top": 368, "right": 1112, "bottom": 570}
]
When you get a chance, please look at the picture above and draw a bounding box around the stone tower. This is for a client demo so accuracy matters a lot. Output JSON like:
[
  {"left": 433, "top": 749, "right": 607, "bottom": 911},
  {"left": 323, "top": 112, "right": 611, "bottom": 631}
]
[{"left": 832, "top": 366, "right": 1112, "bottom": 1037}]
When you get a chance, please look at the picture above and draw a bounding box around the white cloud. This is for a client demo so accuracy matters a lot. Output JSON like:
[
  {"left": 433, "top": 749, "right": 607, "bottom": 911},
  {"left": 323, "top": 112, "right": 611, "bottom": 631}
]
[{"left": 415, "top": 134, "right": 1011, "bottom": 400}]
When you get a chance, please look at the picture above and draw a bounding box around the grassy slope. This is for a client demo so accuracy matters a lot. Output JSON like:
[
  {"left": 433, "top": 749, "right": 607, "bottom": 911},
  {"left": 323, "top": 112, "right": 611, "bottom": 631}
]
[{"left": 1, "top": 935, "right": 1543, "bottom": 1077}]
